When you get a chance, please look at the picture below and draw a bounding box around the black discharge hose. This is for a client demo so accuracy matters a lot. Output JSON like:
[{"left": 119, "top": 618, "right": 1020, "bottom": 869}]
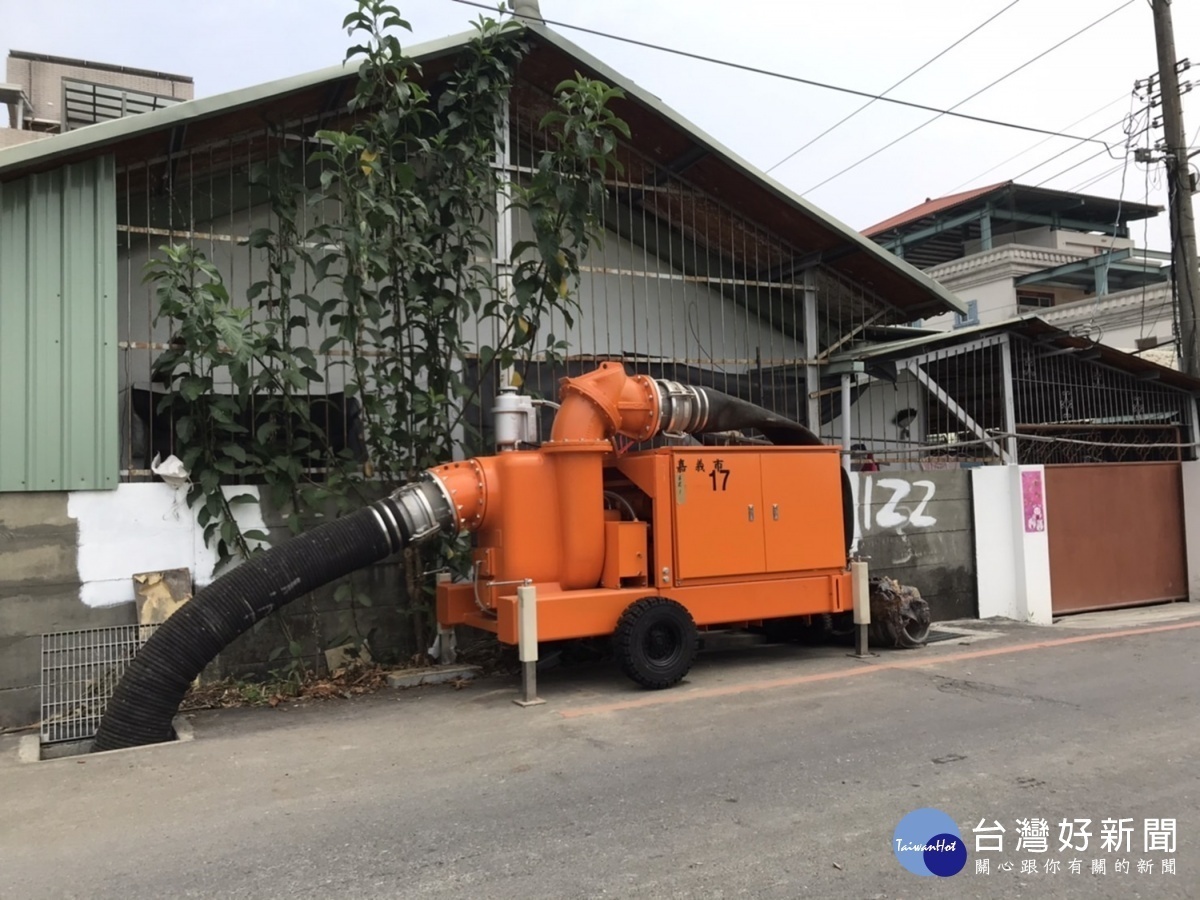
[
  {"left": 692, "top": 388, "right": 855, "bottom": 556},
  {"left": 93, "top": 479, "right": 454, "bottom": 752}
]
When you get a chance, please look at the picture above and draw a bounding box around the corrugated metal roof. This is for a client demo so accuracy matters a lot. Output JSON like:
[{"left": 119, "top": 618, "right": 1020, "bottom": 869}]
[
  {"left": 521, "top": 27, "right": 967, "bottom": 319},
  {"left": 0, "top": 156, "right": 118, "bottom": 490},
  {"left": 865, "top": 181, "right": 1163, "bottom": 239},
  {"left": 831, "top": 314, "right": 1200, "bottom": 395},
  {"left": 0, "top": 24, "right": 966, "bottom": 321},
  {"left": 863, "top": 182, "right": 1008, "bottom": 237},
  {"left": 0, "top": 30, "right": 479, "bottom": 178}
]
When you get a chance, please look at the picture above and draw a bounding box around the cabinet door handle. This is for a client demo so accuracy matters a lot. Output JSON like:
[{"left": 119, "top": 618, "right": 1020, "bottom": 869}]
[
  {"left": 772, "top": 503, "right": 780, "bottom": 521},
  {"left": 748, "top": 504, "right": 755, "bottom": 522}
]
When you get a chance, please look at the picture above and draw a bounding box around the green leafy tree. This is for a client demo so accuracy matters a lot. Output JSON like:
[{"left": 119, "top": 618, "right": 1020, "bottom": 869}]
[{"left": 146, "top": 0, "right": 630, "bottom": 661}]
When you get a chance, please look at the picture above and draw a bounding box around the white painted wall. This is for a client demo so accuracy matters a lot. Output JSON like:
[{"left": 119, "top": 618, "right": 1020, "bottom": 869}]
[
  {"left": 1182, "top": 460, "right": 1200, "bottom": 603},
  {"left": 972, "top": 466, "right": 1019, "bottom": 620},
  {"left": 67, "top": 483, "right": 268, "bottom": 608},
  {"left": 846, "top": 470, "right": 941, "bottom": 557},
  {"left": 971, "top": 465, "right": 1052, "bottom": 624},
  {"left": 1041, "top": 283, "right": 1176, "bottom": 359}
]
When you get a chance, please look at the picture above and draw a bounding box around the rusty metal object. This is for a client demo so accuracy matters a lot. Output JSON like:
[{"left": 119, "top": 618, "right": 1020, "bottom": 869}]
[{"left": 868, "top": 576, "right": 931, "bottom": 649}]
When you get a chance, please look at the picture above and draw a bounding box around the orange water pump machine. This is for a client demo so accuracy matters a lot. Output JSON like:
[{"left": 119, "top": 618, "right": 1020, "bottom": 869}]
[{"left": 422, "top": 363, "right": 852, "bottom": 688}]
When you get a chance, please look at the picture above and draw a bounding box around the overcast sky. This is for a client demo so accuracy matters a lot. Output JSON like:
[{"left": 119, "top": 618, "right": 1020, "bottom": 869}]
[{"left": 2, "top": 0, "right": 1197, "bottom": 250}]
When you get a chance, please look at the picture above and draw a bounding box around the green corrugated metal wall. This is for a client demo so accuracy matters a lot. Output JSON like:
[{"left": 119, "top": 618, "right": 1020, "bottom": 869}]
[{"left": 0, "top": 156, "right": 118, "bottom": 491}]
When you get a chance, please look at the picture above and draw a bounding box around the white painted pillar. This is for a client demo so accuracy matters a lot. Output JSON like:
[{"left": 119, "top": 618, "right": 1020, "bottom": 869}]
[
  {"left": 1181, "top": 460, "right": 1200, "bottom": 602},
  {"left": 513, "top": 582, "right": 545, "bottom": 707},
  {"left": 972, "top": 465, "right": 1053, "bottom": 624},
  {"left": 1008, "top": 464, "right": 1052, "bottom": 624}
]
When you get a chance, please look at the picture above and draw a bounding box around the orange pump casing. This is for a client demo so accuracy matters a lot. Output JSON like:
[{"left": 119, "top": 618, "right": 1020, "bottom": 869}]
[{"left": 434, "top": 363, "right": 851, "bottom": 645}]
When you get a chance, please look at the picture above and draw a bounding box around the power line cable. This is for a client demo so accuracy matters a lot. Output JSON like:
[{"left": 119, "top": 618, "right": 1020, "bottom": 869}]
[
  {"left": 1037, "top": 101, "right": 1148, "bottom": 189},
  {"left": 801, "top": 0, "right": 1136, "bottom": 195},
  {"left": 450, "top": 0, "right": 1123, "bottom": 149},
  {"left": 1065, "top": 159, "right": 1127, "bottom": 193},
  {"left": 765, "top": 0, "right": 1022, "bottom": 174},
  {"left": 947, "top": 93, "right": 1129, "bottom": 192},
  {"left": 1077, "top": 96, "right": 1138, "bottom": 336},
  {"left": 1015, "top": 113, "right": 1135, "bottom": 184}
]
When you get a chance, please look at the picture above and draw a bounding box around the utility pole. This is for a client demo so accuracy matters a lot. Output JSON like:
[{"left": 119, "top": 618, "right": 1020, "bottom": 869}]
[{"left": 1151, "top": 0, "right": 1200, "bottom": 376}]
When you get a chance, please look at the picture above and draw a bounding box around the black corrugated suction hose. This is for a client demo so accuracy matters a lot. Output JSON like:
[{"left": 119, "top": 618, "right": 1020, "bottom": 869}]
[
  {"left": 93, "top": 495, "right": 420, "bottom": 752},
  {"left": 695, "top": 387, "right": 855, "bottom": 555}
]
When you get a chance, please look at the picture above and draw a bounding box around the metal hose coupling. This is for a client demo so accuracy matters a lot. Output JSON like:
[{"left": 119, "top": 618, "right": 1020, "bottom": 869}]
[
  {"left": 372, "top": 474, "right": 458, "bottom": 553},
  {"left": 655, "top": 379, "right": 709, "bottom": 437}
]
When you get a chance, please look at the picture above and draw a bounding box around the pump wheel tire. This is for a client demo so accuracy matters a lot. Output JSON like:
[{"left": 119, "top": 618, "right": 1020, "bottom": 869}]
[{"left": 613, "top": 598, "right": 698, "bottom": 690}]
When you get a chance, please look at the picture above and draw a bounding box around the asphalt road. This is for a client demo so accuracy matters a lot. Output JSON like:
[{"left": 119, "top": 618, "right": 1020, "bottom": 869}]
[{"left": 3, "top": 608, "right": 1200, "bottom": 899}]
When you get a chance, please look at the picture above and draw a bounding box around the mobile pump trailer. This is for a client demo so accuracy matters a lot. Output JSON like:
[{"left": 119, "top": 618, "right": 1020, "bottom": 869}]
[
  {"left": 436, "top": 362, "right": 858, "bottom": 688},
  {"left": 94, "top": 363, "right": 930, "bottom": 751}
]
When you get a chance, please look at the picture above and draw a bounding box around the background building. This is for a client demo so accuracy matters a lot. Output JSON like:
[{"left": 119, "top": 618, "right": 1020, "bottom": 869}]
[
  {"left": 1, "top": 50, "right": 192, "bottom": 151},
  {"left": 865, "top": 181, "right": 1177, "bottom": 365}
]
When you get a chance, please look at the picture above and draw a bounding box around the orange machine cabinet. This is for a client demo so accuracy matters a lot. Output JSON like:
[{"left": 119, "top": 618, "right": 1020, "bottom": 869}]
[
  {"left": 761, "top": 450, "right": 846, "bottom": 572},
  {"left": 670, "top": 446, "right": 847, "bottom": 583},
  {"left": 670, "top": 448, "right": 766, "bottom": 580}
]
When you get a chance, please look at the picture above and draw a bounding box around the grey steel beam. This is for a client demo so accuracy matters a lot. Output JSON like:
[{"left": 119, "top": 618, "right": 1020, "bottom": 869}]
[
  {"left": 990, "top": 208, "right": 1130, "bottom": 238},
  {"left": 878, "top": 208, "right": 987, "bottom": 253},
  {"left": 803, "top": 269, "right": 821, "bottom": 432},
  {"left": 1014, "top": 248, "right": 1133, "bottom": 287}
]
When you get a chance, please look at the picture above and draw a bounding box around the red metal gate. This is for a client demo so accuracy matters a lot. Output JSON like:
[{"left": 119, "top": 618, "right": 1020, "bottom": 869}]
[{"left": 1045, "top": 462, "right": 1188, "bottom": 614}]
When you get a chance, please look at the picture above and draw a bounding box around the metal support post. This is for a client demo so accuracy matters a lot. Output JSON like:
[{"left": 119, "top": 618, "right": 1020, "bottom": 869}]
[
  {"left": 803, "top": 270, "right": 821, "bottom": 434},
  {"left": 979, "top": 210, "right": 993, "bottom": 251},
  {"left": 494, "top": 95, "right": 518, "bottom": 390},
  {"left": 434, "top": 572, "right": 457, "bottom": 664},
  {"left": 840, "top": 373, "right": 853, "bottom": 473},
  {"left": 513, "top": 581, "right": 545, "bottom": 707},
  {"left": 999, "top": 334, "right": 1019, "bottom": 465},
  {"left": 850, "top": 560, "right": 874, "bottom": 659}
]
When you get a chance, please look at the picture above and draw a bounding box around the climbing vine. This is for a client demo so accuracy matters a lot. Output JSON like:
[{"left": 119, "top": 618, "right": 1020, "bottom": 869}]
[{"left": 147, "top": 0, "right": 629, "bottom": 661}]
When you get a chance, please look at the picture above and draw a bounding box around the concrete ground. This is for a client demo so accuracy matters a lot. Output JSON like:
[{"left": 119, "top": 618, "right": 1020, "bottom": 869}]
[{"left": 3, "top": 604, "right": 1200, "bottom": 899}]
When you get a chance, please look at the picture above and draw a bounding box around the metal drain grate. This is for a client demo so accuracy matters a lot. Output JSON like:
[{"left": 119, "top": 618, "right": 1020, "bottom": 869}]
[{"left": 40, "top": 624, "right": 159, "bottom": 745}]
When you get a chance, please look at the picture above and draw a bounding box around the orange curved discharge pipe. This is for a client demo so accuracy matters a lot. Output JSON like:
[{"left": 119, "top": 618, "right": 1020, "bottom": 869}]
[{"left": 428, "top": 363, "right": 662, "bottom": 591}]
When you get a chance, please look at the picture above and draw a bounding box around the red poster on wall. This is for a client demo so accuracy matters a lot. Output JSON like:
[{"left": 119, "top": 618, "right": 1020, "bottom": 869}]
[{"left": 1022, "top": 469, "right": 1046, "bottom": 534}]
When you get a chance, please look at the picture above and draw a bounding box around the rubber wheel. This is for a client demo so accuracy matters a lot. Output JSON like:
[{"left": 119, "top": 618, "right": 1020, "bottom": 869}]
[{"left": 613, "top": 597, "right": 698, "bottom": 689}]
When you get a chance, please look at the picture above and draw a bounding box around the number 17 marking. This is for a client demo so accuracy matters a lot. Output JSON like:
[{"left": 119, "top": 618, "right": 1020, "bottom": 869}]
[{"left": 709, "top": 470, "right": 730, "bottom": 491}]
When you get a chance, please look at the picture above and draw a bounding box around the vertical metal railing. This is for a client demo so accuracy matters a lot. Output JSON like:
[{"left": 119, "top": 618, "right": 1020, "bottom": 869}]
[{"left": 40, "top": 624, "right": 160, "bottom": 745}]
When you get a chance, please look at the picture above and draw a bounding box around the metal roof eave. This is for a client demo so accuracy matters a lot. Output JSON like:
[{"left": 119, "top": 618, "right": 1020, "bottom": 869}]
[
  {"left": 522, "top": 23, "right": 967, "bottom": 318},
  {"left": 831, "top": 313, "right": 1200, "bottom": 394},
  {"left": 829, "top": 316, "right": 1039, "bottom": 363},
  {"left": 0, "top": 30, "right": 479, "bottom": 178}
]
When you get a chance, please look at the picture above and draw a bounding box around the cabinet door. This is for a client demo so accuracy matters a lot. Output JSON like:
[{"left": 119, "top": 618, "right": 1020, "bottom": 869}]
[
  {"left": 761, "top": 451, "right": 846, "bottom": 573},
  {"left": 672, "top": 451, "right": 765, "bottom": 580}
]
